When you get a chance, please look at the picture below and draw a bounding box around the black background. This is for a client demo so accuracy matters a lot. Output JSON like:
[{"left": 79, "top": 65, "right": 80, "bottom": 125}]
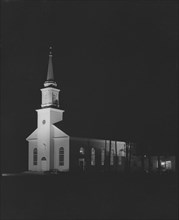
[{"left": 1, "top": 0, "right": 178, "bottom": 172}]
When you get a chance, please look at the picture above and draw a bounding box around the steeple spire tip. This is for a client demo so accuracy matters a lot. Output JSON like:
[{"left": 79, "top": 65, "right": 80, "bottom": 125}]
[{"left": 44, "top": 46, "right": 57, "bottom": 88}]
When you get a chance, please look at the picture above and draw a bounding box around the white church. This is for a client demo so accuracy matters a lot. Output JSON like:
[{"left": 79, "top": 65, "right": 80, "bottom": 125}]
[
  {"left": 26, "top": 47, "right": 127, "bottom": 172},
  {"left": 26, "top": 48, "right": 175, "bottom": 173}
]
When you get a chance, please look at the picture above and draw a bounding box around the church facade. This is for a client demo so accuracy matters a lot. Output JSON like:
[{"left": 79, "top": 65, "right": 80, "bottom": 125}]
[
  {"left": 26, "top": 48, "right": 70, "bottom": 172},
  {"left": 26, "top": 49, "right": 176, "bottom": 173}
]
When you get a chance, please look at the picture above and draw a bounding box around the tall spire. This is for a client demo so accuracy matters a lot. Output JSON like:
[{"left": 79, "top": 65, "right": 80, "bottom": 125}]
[
  {"left": 47, "top": 46, "right": 54, "bottom": 81},
  {"left": 44, "top": 46, "right": 57, "bottom": 87}
]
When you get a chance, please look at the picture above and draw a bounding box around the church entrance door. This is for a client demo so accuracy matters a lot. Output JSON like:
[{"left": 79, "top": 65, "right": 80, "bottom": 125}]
[
  {"left": 79, "top": 158, "right": 85, "bottom": 171},
  {"left": 41, "top": 157, "right": 47, "bottom": 171}
]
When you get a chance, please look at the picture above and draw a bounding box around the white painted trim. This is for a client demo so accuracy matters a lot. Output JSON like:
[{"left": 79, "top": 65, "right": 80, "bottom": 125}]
[
  {"left": 70, "top": 136, "right": 126, "bottom": 143},
  {"left": 41, "top": 88, "right": 60, "bottom": 92},
  {"left": 36, "top": 108, "right": 64, "bottom": 113}
]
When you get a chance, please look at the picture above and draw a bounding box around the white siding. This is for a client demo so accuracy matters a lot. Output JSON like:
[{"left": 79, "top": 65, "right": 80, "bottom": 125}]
[
  {"left": 54, "top": 137, "right": 70, "bottom": 171},
  {"left": 28, "top": 140, "right": 38, "bottom": 171}
]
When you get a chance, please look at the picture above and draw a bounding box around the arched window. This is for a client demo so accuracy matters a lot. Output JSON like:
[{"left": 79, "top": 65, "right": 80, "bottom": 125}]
[
  {"left": 79, "top": 147, "right": 85, "bottom": 155},
  {"left": 41, "top": 157, "right": 46, "bottom": 161},
  {"left": 33, "top": 148, "right": 38, "bottom": 165},
  {"left": 59, "top": 147, "right": 64, "bottom": 166},
  {"left": 110, "top": 149, "right": 114, "bottom": 165},
  {"left": 101, "top": 149, "right": 105, "bottom": 166},
  {"left": 91, "top": 148, "right": 95, "bottom": 166}
]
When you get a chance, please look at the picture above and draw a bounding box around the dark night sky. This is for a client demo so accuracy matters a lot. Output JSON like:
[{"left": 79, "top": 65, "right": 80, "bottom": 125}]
[{"left": 1, "top": 1, "right": 178, "bottom": 172}]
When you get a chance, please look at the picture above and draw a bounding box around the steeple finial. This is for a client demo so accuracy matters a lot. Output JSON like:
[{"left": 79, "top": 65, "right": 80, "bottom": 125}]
[
  {"left": 44, "top": 46, "right": 57, "bottom": 87},
  {"left": 49, "top": 46, "right": 52, "bottom": 56}
]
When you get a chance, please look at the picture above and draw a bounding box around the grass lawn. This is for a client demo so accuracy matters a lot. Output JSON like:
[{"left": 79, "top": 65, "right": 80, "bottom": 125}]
[{"left": 1, "top": 173, "right": 178, "bottom": 220}]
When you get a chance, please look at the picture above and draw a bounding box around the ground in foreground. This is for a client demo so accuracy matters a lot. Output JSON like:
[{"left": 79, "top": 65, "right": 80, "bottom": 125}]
[{"left": 1, "top": 173, "right": 178, "bottom": 220}]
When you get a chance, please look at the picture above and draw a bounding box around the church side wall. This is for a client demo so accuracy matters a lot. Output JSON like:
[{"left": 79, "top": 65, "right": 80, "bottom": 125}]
[
  {"left": 54, "top": 136, "right": 69, "bottom": 171},
  {"left": 28, "top": 140, "right": 38, "bottom": 171},
  {"left": 69, "top": 137, "right": 127, "bottom": 172}
]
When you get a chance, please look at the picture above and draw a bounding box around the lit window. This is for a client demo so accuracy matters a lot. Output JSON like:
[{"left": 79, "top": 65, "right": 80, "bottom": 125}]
[
  {"left": 101, "top": 149, "right": 105, "bottom": 165},
  {"left": 91, "top": 148, "right": 95, "bottom": 166},
  {"left": 33, "top": 148, "right": 38, "bottom": 165},
  {"left": 110, "top": 149, "right": 114, "bottom": 165},
  {"left": 80, "top": 147, "right": 85, "bottom": 155},
  {"left": 166, "top": 161, "right": 172, "bottom": 169},
  {"left": 161, "top": 161, "right": 165, "bottom": 167},
  {"left": 59, "top": 147, "right": 64, "bottom": 166}
]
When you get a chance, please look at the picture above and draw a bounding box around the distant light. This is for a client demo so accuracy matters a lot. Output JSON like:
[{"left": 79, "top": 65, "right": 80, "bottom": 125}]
[
  {"left": 2, "top": 173, "right": 19, "bottom": 176},
  {"left": 144, "top": 155, "right": 146, "bottom": 157},
  {"left": 80, "top": 147, "right": 85, "bottom": 154},
  {"left": 2, "top": 174, "right": 9, "bottom": 176}
]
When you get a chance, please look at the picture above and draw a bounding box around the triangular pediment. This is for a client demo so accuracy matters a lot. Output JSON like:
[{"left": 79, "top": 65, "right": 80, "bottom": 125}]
[
  {"left": 26, "top": 129, "right": 37, "bottom": 141},
  {"left": 52, "top": 125, "right": 69, "bottom": 138}
]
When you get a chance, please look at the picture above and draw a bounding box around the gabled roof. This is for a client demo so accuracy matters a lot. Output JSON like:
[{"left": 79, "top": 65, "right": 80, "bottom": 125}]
[
  {"left": 52, "top": 125, "right": 69, "bottom": 138},
  {"left": 26, "top": 126, "right": 69, "bottom": 141},
  {"left": 54, "top": 121, "right": 126, "bottom": 143},
  {"left": 26, "top": 129, "right": 37, "bottom": 141}
]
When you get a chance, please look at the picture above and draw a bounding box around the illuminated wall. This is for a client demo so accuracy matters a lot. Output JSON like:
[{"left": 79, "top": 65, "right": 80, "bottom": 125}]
[
  {"left": 69, "top": 137, "right": 126, "bottom": 172},
  {"left": 53, "top": 131, "right": 70, "bottom": 172},
  {"left": 27, "top": 107, "right": 69, "bottom": 172}
]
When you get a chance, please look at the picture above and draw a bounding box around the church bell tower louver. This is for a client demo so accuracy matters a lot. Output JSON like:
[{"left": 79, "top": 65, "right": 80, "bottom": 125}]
[{"left": 26, "top": 47, "right": 70, "bottom": 172}]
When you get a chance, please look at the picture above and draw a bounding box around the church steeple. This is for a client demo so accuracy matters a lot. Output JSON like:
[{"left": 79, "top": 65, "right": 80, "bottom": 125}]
[
  {"left": 26, "top": 47, "right": 68, "bottom": 173},
  {"left": 41, "top": 47, "right": 60, "bottom": 108},
  {"left": 44, "top": 46, "right": 57, "bottom": 88}
]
